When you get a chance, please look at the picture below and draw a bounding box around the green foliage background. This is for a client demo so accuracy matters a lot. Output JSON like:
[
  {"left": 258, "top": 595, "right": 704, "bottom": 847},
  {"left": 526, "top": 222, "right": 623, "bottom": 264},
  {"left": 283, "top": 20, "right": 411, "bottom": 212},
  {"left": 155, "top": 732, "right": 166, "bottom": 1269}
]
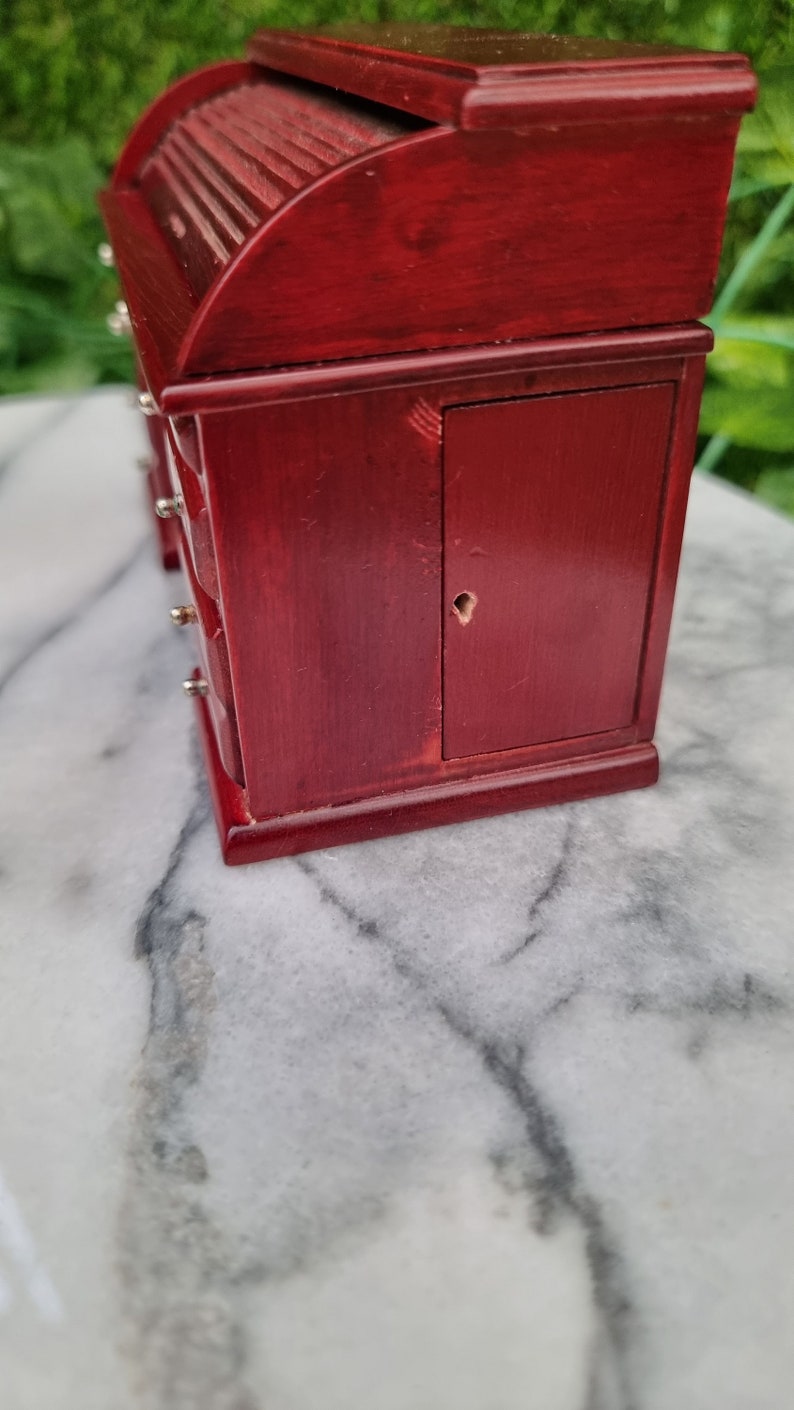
[{"left": 0, "top": 0, "right": 793, "bottom": 508}]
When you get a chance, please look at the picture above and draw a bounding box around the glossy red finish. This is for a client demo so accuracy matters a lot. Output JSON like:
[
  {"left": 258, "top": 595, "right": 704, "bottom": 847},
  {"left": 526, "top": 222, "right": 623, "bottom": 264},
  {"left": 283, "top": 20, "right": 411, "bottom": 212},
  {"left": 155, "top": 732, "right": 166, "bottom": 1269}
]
[
  {"left": 140, "top": 405, "right": 180, "bottom": 570},
  {"left": 178, "top": 116, "right": 740, "bottom": 376},
  {"left": 196, "top": 333, "right": 703, "bottom": 829},
  {"left": 193, "top": 681, "right": 660, "bottom": 866},
  {"left": 101, "top": 28, "right": 754, "bottom": 399},
  {"left": 442, "top": 383, "right": 675, "bottom": 759},
  {"left": 248, "top": 25, "right": 755, "bottom": 127},
  {"left": 100, "top": 25, "right": 754, "bottom": 863},
  {"left": 112, "top": 61, "right": 257, "bottom": 187},
  {"left": 157, "top": 324, "right": 711, "bottom": 415}
]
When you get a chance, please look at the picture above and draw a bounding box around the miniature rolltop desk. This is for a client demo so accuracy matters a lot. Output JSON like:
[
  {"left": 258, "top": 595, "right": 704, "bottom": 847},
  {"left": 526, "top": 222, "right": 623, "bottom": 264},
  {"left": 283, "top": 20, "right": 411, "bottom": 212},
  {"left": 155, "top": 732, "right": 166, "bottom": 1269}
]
[{"left": 100, "top": 25, "right": 756, "bottom": 864}]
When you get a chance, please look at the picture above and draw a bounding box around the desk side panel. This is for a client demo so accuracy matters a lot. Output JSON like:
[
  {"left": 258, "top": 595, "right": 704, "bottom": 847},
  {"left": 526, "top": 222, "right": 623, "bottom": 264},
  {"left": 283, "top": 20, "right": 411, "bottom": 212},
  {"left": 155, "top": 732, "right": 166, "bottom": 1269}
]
[
  {"left": 198, "top": 392, "right": 443, "bottom": 819},
  {"left": 197, "top": 348, "right": 697, "bottom": 820}
]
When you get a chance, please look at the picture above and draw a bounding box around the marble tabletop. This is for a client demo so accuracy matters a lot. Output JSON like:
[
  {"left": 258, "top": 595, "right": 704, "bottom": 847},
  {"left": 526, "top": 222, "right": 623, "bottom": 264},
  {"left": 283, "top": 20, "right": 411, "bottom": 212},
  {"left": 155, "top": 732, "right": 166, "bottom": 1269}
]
[{"left": 1, "top": 388, "right": 793, "bottom": 1410}]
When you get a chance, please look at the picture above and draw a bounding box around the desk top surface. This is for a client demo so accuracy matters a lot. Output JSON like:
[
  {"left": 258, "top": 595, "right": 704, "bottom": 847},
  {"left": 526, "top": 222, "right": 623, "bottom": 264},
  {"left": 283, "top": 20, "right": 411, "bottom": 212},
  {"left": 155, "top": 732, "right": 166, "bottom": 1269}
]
[
  {"left": 248, "top": 24, "right": 738, "bottom": 77},
  {"left": 1, "top": 389, "right": 793, "bottom": 1410},
  {"left": 246, "top": 24, "right": 755, "bottom": 130}
]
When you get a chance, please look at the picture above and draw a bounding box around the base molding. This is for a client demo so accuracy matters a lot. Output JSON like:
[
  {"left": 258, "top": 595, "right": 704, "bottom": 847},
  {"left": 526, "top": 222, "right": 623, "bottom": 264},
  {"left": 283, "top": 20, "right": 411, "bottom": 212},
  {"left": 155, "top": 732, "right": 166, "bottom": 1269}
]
[{"left": 194, "top": 696, "right": 658, "bottom": 866}]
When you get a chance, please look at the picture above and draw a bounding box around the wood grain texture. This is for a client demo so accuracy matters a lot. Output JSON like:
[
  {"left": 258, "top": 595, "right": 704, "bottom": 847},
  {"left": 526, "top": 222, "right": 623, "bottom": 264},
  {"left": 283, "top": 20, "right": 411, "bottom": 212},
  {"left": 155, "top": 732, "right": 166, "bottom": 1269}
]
[
  {"left": 178, "top": 116, "right": 740, "bottom": 375},
  {"left": 100, "top": 28, "right": 752, "bottom": 392},
  {"left": 178, "top": 568, "right": 244, "bottom": 786},
  {"left": 441, "top": 383, "right": 675, "bottom": 758},
  {"left": 196, "top": 341, "right": 699, "bottom": 822},
  {"left": 112, "top": 60, "right": 257, "bottom": 187},
  {"left": 192, "top": 684, "right": 659, "bottom": 866},
  {"left": 98, "top": 25, "right": 753, "bottom": 862},
  {"left": 635, "top": 354, "right": 707, "bottom": 735},
  {"left": 142, "top": 410, "right": 180, "bottom": 569},
  {"left": 168, "top": 415, "right": 202, "bottom": 475},
  {"left": 164, "top": 433, "right": 221, "bottom": 599},
  {"left": 198, "top": 387, "right": 443, "bottom": 817},
  {"left": 139, "top": 74, "right": 418, "bottom": 298},
  {"left": 247, "top": 25, "right": 755, "bottom": 128},
  {"left": 159, "top": 324, "right": 712, "bottom": 415},
  {"left": 99, "top": 189, "right": 197, "bottom": 401},
  {"left": 163, "top": 442, "right": 246, "bottom": 786}
]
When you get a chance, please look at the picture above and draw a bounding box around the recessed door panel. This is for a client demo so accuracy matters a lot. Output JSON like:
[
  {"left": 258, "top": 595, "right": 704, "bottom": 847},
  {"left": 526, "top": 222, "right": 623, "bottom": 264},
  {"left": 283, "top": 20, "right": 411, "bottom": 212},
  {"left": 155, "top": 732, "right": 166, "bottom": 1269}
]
[{"left": 442, "top": 383, "right": 674, "bottom": 759}]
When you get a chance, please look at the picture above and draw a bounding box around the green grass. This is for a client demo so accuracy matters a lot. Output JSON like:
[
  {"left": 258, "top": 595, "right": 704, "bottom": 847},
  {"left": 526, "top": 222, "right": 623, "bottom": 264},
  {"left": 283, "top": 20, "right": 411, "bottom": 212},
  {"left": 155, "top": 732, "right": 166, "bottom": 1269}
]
[{"left": 0, "top": 0, "right": 792, "bottom": 508}]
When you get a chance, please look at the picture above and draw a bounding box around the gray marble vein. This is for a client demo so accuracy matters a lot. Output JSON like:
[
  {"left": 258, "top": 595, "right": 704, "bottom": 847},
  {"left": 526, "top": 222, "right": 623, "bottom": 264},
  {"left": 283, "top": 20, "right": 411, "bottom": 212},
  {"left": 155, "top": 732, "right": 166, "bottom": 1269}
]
[{"left": 1, "top": 390, "right": 793, "bottom": 1410}]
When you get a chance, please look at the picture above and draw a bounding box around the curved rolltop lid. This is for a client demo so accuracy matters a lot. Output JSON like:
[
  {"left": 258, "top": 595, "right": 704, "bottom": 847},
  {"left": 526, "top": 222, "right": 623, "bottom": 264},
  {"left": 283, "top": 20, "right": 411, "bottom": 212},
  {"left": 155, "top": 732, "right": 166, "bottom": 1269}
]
[
  {"left": 134, "top": 75, "right": 419, "bottom": 298},
  {"left": 100, "top": 24, "right": 756, "bottom": 402}
]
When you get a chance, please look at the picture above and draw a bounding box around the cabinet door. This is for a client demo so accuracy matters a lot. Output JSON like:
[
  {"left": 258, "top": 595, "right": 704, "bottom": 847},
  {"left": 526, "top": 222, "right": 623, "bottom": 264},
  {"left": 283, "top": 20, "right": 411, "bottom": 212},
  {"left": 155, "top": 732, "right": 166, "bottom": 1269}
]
[{"left": 442, "top": 383, "right": 674, "bottom": 759}]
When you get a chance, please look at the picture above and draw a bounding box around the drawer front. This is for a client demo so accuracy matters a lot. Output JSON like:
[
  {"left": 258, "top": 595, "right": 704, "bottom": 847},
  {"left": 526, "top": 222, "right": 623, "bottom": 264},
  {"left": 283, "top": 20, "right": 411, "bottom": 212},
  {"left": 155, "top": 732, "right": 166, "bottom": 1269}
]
[
  {"left": 168, "top": 415, "right": 202, "bottom": 477},
  {"left": 442, "top": 383, "right": 675, "bottom": 759},
  {"left": 165, "top": 430, "right": 220, "bottom": 599},
  {"left": 177, "top": 532, "right": 244, "bottom": 787},
  {"left": 143, "top": 412, "right": 170, "bottom": 492},
  {"left": 206, "top": 693, "right": 245, "bottom": 788},
  {"left": 177, "top": 540, "right": 235, "bottom": 714},
  {"left": 184, "top": 505, "right": 219, "bottom": 600},
  {"left": 163, "top": 428, "right": 244, "bottom": 785},
  {"left": 141, "top": 412, "right": 181, "bottom": 569}
]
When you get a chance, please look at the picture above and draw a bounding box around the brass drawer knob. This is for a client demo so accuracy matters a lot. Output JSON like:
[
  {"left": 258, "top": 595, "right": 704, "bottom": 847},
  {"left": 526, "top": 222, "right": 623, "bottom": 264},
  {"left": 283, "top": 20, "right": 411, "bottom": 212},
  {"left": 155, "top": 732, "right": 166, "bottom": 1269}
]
[
  {"left": 170, "top": 604, "right": 197, "bottom": 626},
  {"left": 155, "top": 495, "right": 184, "bottom": 519},
  {"left": 183, "top": 678, "right": 209, "bottom": 698}
]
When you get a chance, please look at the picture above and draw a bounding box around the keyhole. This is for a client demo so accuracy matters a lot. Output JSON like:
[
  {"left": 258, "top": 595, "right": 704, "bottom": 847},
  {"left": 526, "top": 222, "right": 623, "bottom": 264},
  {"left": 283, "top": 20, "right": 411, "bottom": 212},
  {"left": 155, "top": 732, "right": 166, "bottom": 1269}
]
[{"left": 452, "top": 591, "right": 477, "bottom": 625}]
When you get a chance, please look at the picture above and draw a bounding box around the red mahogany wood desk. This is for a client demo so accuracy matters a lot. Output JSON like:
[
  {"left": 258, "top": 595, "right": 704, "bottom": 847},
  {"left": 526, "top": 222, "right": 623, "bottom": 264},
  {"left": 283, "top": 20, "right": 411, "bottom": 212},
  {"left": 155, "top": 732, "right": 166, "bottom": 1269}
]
[{"left": 100, "top": 25, "right": 756, "bottom": 864}]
